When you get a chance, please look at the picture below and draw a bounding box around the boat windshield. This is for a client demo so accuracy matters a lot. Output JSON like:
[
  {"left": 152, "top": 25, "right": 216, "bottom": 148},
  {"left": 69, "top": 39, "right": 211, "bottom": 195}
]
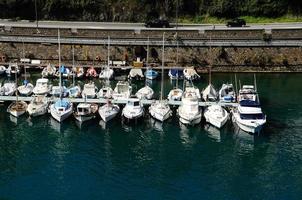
[
  {"left": 133, "top": 101, "right": 140, "bottom": 106},
  {"left": 240, "top": 113, "right": 265, "bottom": 120},
  {"left": 117, "top": 85, "right": 128, "bottom": 93}
]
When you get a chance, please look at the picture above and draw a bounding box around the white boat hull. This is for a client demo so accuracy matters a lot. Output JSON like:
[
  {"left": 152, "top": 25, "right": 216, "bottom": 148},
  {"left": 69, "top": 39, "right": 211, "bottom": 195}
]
[
  {"left": 98, "top": 104, "right": 120, "bottom": 122},
  {"left": 179, "top": 114, "right": 202, "bottom": 125},
  {"left": 204, "top": 112, "right": 229, "bottom": 129},
  {"left": 27, "top": 106, "right": 48, "bottom": 117},
  {"left": 50, "top": 104, "right": 73, "bottom": 122},
  {"left": 149, "top": 102, "right": 172, "bottom": 122},
  {"left": 74, "top": 114, "right": 95, "bottom": 122},
  {"left": 232, "top": 113, "right": 265, "bottom": 134}
]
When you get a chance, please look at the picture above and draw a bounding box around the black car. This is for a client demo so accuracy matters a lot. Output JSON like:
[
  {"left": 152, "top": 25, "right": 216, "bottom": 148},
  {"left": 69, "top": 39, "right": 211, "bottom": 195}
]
[
  {"left": 145, "top": 19, "right": 170, "bottom": 28},
  {"left": 226, "top": 18, "right": 246, "bottom": 27}
]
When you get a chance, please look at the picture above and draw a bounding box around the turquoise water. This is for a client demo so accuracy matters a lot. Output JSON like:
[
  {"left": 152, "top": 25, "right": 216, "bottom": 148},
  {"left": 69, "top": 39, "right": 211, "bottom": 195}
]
[{"left": 0, "top": 73, "right": 302, "bottom": 200}]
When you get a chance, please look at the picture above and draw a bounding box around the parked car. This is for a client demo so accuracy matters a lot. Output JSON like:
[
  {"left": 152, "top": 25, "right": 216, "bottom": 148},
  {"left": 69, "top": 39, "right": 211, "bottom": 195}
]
[
  {"left": 226, "top": 18, "right": 246, "bottom": 27},
  {"left": 145, "top": 19, "right": 170, "bottom": 28}
]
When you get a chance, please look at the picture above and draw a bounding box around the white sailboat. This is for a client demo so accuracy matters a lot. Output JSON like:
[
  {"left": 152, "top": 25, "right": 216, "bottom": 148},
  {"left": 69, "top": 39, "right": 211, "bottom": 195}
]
[
  {"left": 144, "top": 37, "right": 158, "bottom": 80},
  {"left": 18, "top": 66, "right": 33, "bottom": 96},
  {"left": 232, "top": 79, "right": 266, "bottom": 134},
  {"left": 177, "top": 87, "right": 202, "bottom": 125},
  {"left": 99, "top": 36, "right": 114, "bottom": 80},
  {"left": 183, "top": 67, "right": 200, "bottom": 80},
  {"left": 7, "top": 69, "right": 27, "bottom": 117},
  {"left": 74, "top": 103, "right": 98, "bottom": 122},
  {"left": 50, "top": 29, "right": 73, "bottom": 123},
  {"left": 97, "top": 85, "right": 113, "bottom": 99},
  {"left": 0, "top": 82, "right": 16, "bottom": 96},
  {"left": 82, "top": 82, "right": 98, "bottom": 98},
  {"left": 149, "top": 33, "right": 172, "bottom": 122},
  {"left": 6, "top": 63, "right": 20, "bottom": 77},
  {"left": 203, "top": 44, "right": 229, "bottom": 128},
  {"left": 136, "top": 85, "right": 154, "bottom": 100},
  {"left": 98, "top": 100, "right": 120, "bottom": 122},
  {"left": 42, "top": 63, "right": 57, "bottom": 77},
  {"left": 32, "top": 78, "right": 52, "bottom": 95},
  {"left": 0, "top": 65, "right": 6, "bottom": 75},
  {"left": 219, "top": 83, "right": 236, "bottom": 102},
  {"left": 68, "top": 44, "right": 82, "bottom": 98},
  {"left": 122, "top": 98, "right": 144, "bottom": 120},
  {"left": 204, "top": 104, "right": 229, "bottom": 128},
  {"left": 168, "top": 47, "right": 183, "bottom": 101},
  {"left": 112, "top": 81, "right": 132, "bottom": 100},
  {"left": 27, "top": 95, "right": 49, "bottom": 117}
]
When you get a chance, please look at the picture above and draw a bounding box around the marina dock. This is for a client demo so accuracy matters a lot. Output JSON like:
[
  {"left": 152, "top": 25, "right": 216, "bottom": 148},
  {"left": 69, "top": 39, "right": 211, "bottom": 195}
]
[{"left": 0, "top": 95, "right": 239, "bottom": 107}]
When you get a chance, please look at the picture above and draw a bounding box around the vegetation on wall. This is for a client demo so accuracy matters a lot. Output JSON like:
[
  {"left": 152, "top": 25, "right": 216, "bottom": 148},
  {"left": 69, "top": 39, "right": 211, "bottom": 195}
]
[{"left": 0, "top": 0, "right": 302, "bottom": 22}]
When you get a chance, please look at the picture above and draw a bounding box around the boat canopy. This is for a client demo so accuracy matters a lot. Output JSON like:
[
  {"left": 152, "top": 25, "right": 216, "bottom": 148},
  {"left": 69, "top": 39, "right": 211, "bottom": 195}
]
[
  {"left": 170, "top": 69, "right": 183, "bottom": 76},
  {"left": 240, "top": 99, "right": 260, "bottom": 107},
  {"left": 55, "top": 99, "right": 71, "bottom": 108}
]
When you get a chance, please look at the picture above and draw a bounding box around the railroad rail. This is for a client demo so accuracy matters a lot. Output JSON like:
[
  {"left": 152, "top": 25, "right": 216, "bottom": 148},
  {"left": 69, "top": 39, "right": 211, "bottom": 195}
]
[{"left": 0, "top": 35, "right": 301, "bottom": 47}]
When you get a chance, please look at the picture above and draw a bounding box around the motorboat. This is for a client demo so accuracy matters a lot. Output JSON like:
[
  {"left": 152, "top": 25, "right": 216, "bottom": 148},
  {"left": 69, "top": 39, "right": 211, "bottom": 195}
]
[
  {"left": 17, "top": 80, "right": 34, "bottom": 96},
  {"left": 74, "top": 103, "right": 98, "bottom": 122},
  {"left": 122, "top": 98, "right": 144, "bottom": 120},
  {"left": 149, "top": 100, "right": 172, "bottom": 122},
  {"left": 42, "top": 64, "right": 56, "bottom": 77},
  {"left": 86, "top": 67, "right": 98, "bottom": 78},
  {"left": 98, "top": 100, "right": 120, "bottom": 122},
  {"left": 219, "top": 83, "right": 236, "bottom": 102},
  {"left": 7, "top": 101, "right": 27, "bottom": 117},
  {"left": 0, "top": 82, "right": 16, "bottom": 96},
  {"left": 183, "top": 67, "right": 200, "bottom": 80},
  {"left": 145, "top": 69, "right": 158, "bottom": 80},
  {"left": 112, "top": 81, "right": 132, "bottom": 100},
  {"left": 0, "top": 65, "right": 6, "bottom": 75},
  {"left": 168, "top": 88, "right": 183, "bottom": 101},
  {"left": 204, "top": 104, "right": 229, "bottom": 128},
  {"left": 99, "top": 68, "right": 114, "bottom": 80},
  {"left": 6, "top": 63, "right": 19, "bottom": 77},
  {"left": 168, "top": 69, "right": 183, "bottom": 80},
  {"left": 135, "top": 85, "right": 154, "bottom": 100},
  {"left": 68, "top": 85, "right": 82, "bottom": 98},
  {"left": 97, "top": 86, "right": 113, "bottom": 99},
  {"left": 51, "top": 86, "right": 69, "bottom": 97},
  {"left": 177, "top": 89, "right": 202, "bottom": 125},
  {"left": 50, "top": 98, "right": 73, "bottom": 122},
  {"left": 73, "top": 67, "right": 84, "bottom": 78},
  {"left": 33, "top": 78, "right": 52, "bottom": 95},
  {"left": 202, "top": 84, "right": 218, "bottom": 102},
  {"left": 232, "top": 85, "right": 266, "bottom": 134},
  {"left": 27, "top": 95, "right": 49, "bottom": 117},
  {"left": 128, "top": 68, "right": 144, "bottom": 80},
  {"left": 82, "top": 82, "right": 98, "bottom": 98}
]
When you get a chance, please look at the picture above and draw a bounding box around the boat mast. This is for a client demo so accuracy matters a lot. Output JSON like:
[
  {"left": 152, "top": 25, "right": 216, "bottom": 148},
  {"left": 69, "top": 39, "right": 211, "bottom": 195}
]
[
  {"left": 146, "top": 37, "right": 149, "bottom": 67},
  {"left": 160, "top": 33, "right": 165, "bottom": 101},
  {"left": 58, "top": 29, "right": 62, "bottom": 98},
  {"left": 72, "top": 43, "right": 75, "bottom": 86},
  {"left": 15, "top": 64, "right": 18, "bottom": 102},
  {"left": 235, "top": 73, "right": 238, "bottom": 95},
  {"left": 107, "top": 35, "right": 110, "bottom": 69},
  {"left": 22, "top": 40, "right": 27, "bottom": 82},
  {"left": 209, "top": 26, "right": 212, "bottom": 85},
  {"left": 254, "top": 73, "right": 257, "bottom": 92}
]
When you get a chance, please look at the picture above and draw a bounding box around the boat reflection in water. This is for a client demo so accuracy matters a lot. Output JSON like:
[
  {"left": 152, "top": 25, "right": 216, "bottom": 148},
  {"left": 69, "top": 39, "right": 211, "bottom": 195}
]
[
  {"left": 233, "top": 124, "right": 255, "bottom": 154},
  {"left": 9, "top": 114, "right": 18, "bottom": 125},
  {"left": 149, "top": 117, "right": 164, "bottom": 133},
  {"left": 204, "top": 124, "right": 222, "bottom": 143}
]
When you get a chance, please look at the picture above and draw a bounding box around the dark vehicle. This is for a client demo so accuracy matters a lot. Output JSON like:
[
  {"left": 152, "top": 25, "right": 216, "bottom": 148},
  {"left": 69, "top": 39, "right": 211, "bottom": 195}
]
[
  {"left": 145, "top": 19, "right": 170, "bottom": 28},
  {"left": 226, "top": 18, "right": 246, "bottom": 27}
]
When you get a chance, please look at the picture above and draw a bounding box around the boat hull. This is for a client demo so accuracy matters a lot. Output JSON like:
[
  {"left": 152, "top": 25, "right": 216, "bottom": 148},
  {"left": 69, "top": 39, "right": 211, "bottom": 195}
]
[
  {"left": 232, "top": 113, "right": 264, "bottom": 134},
  {"left": 50, "top": 104, "right": 73, "bottom": 123}
]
